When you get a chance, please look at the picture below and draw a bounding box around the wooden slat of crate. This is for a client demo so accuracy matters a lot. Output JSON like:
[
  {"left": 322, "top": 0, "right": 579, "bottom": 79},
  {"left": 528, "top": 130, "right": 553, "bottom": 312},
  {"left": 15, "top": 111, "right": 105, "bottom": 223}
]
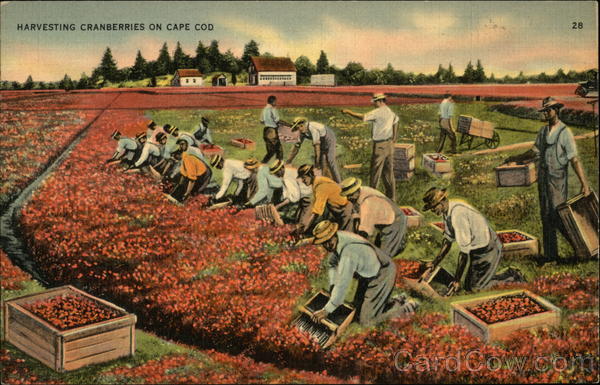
[
  {"left": 495, "top": 162, "right": 537, "bottom": 187},
  {"left": 64, "top": 345, "right": 131, "bottom": 372},
  {"left": 399, "top": 206, "right": 424, "bottom": 228},
  {"left": 394, "top": 170, "right": 414, "bottom": 181},
  {"left": 394, "top": 157, "right": 415, "bottom": 171},
  {"left": 4, "top": 285, "right": 136, "bottom": 372},
  {"left": 557, "top": 192, "right": 599, "bottom": 259},
  {"left": 6, "top": 327, "right": 56, "bottom": 368},
  {"left": 451, "top": 289, "right": 561, "bottom": 343},
  {"left": 394, "top": 143, "right": 415, "bottom": 160},
  {"left": 497, "top": 230, "right": 540, "bottom": 257},
  {"left": 230, "top": 138, "right": 256, "bottom": 151}
]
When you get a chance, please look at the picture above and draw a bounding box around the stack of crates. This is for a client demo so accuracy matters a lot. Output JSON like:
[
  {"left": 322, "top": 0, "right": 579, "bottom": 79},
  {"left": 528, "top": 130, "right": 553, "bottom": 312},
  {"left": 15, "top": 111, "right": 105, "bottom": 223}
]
[{"left": 394, "top": 143, "right": 415, "bottom": 181}]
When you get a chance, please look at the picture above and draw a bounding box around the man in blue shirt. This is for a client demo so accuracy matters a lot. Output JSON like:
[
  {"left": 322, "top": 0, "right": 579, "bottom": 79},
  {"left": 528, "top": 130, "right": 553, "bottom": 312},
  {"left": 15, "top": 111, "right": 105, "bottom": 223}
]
[
  {"left": 261, "top": 95, "right": 288, "bottom": 163},
  {"left": 309, "top": 220, "right": 418, "bottom": 326},
  {"left": 505, "top": 97, "right": 591, "bottom": 262},
  {"left": 437, "top": 93, "right": 457, "bottom": 154}
]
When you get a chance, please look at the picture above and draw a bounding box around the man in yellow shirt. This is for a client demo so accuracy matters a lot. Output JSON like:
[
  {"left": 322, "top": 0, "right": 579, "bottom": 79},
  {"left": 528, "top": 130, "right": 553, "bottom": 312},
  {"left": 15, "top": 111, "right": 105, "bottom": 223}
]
[
  {"left": 295, "top": 164, "right": 352, "bottom": 235},
  {"left": 165, "top": 140, "right": 212, "bottom": 204}
]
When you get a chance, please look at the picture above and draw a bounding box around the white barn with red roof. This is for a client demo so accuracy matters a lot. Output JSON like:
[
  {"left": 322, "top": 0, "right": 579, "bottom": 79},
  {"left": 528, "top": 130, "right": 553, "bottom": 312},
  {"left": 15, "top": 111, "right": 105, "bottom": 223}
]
[
  {"left": 171, "top": 69, "right": 203, "bottom": 87},
  {"left": 248, "top": 57, "right": 296, "bottom": 86}
]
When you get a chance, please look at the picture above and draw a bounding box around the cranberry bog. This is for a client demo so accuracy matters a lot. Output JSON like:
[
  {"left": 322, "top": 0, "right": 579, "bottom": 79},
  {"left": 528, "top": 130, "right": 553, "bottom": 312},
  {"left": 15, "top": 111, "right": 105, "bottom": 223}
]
[{"left": 1, "top": 86, "right": 598, "bottom": 383}]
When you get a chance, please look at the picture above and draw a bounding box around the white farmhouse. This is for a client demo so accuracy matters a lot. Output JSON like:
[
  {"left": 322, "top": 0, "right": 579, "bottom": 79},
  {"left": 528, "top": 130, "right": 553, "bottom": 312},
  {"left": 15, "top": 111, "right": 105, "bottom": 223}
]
[
  {"left": 171, "top": 69, "right": 203, "bottom": 87},
  {"left": 248, "top": 57, "right": 296, "bottom": 86}
]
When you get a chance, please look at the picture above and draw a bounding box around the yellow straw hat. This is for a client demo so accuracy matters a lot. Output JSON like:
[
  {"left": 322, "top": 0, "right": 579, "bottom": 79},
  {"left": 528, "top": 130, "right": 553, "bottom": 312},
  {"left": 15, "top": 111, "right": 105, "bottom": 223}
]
[
  {"left": 372, "top": 93, "right": 386, "bottom": 102},
  {"left": 210, "top": 154, "right": 223, "bottom": 168},
  {"left": 290, "top": 117, "right": 308, "bottom": 132},
  {"left": 312, "top": 220, "right": 339, "bottom": 245},
  {"left": 297, "top": 164, "right": 314, "bottom": 178},
  {"left": 340, "top": 177, "right": 362, "bottom": 196},
  {"left": 244, "top": 157, "right": 260, "bottom": 169},
  {"left": 165, "top": 125, "right": 179, "bottom": 135},
  {"left": 270, "top": 159, "right": 284, "bottom": 174},
  {"left": 422, "top": 187, "right": 448, "bottom": 211}
]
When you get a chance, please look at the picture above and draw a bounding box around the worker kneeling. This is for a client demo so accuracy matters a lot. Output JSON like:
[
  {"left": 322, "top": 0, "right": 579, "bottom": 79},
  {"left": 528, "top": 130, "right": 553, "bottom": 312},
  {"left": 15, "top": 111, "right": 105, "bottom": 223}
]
[
  {"left": 421, "top": 187, "right": 525, "bottom": 296},
  {"left": 165, "top": 140, "right": 212, "bottom": 204},
  {"left": 310, "top": 220, "right": 418, "bottom": 327},
  {"left": 340, "top": 177, "right": 407, "bottom": 258}
]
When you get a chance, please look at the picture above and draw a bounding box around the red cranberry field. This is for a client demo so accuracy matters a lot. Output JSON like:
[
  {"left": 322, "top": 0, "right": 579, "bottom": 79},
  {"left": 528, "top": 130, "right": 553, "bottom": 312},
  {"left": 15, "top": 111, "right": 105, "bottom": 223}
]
[{"left": 1, "top": 86, "right": 598, "bottom": 383}]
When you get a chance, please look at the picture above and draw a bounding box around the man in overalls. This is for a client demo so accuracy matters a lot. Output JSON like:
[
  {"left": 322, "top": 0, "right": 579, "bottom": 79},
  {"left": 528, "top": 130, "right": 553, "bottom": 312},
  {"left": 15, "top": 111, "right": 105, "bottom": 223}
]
[
  {"left": 420, "top": 187, "right": 524, "bottom": 295},
  {"left": 309, "top": 220, "right": 418, "bottom": 326},
  {"left": 339, "top": 177, "right": 408, "bottom": 258},
  {"left": 286, "top": 117, "right": 342, "bottom": 183},
  {"left": 505, "top": 97, "right": 591, "bottom": 261}
]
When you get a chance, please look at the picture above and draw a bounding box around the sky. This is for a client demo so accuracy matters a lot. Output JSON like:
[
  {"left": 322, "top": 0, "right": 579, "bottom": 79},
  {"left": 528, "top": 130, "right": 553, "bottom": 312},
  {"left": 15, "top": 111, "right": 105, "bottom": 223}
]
[{"left": 1, "top": 1, "right": 598, "bottom": 82}]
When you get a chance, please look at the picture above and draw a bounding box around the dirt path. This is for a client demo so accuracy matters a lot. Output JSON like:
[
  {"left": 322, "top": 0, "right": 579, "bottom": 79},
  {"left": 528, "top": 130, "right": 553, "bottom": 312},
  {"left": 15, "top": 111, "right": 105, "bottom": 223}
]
[{"left": 461, "top": 130, "right": 599, "bottom": 156}]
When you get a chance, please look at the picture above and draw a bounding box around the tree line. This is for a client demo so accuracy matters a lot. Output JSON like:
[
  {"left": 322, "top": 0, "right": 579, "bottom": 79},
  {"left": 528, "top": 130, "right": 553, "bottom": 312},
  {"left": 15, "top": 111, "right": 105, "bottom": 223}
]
[{"left": 1, "top": 39, "right": 596, "bottom": 89}]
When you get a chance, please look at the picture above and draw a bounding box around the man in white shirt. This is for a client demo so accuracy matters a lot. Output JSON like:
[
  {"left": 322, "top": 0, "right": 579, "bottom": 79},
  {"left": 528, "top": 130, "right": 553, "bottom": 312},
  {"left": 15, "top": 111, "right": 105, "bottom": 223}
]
[
  {"left": 272, "top": 163, "right": 313, "bottom": 223},
  {"left": 286, "top": 117, "right": 342, "bottom": 182},
  {"left": 421, "top": 187, "right": 523, "bottom": 295},
  {"left": 260, "top": 95, "right": 286, "bottom": 163},
  {"left": 437, "top": 93, "right": 457, "bottom": 154},
  {"left": 127, "top": 132, "right": 168, "bottom": 172},
  {"left": 342, "top": 93, "right": 398, "bottom": 201},
  {"left": 208, "top": 154, "right": 252, "bottom": 205},
  {"left": 245, "top": 159, "right": 285, "bottom": 207},
  {"left": 309, "top": 220, "right": 418, "bottom": 326},
  {"left": 340, "top": 177, "right": 407, "bottom": 258}
]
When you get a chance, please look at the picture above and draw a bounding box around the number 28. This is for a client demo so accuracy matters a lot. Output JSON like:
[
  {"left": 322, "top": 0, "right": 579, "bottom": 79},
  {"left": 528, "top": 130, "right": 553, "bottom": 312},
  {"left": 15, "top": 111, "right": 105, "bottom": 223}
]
[{"left": 572, "top": 22, "right": 583, "bottom": 29}]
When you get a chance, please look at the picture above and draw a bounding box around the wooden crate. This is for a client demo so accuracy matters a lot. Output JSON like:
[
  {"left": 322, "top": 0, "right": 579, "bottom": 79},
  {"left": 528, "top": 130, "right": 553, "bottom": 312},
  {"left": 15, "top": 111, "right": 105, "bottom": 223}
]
[
  {"left": 343, "top": 163, "right": 362, "bottom": 169},
  {"left": 402, "top": 266, "right": 455, "bottom": 300},
  {"left": 394, "top": 170, "right": 414, "bottom": 181},
  {"left": 199, "top": 144, "right": 224, "bottom": 158},
  {"left": 3, "top": 285, "right": 136, "bottom": 372},
  {"left": 495, "top": 161, "right": 537, "bottom": 187},
  {"left": 394, "top": 157, "right": 415, "bottom": 172},
  {"left": 451, "top": 289, "right": 560, "bottom": 343},
  {"left": 230, "top": 138, "right": 256, "bottom": 151},
  {"left": 557, "top": 192, "right": 599, "bottom": 259},
  {"left": 394, "top": 143, "right": 415, "bottom": 160},
  {"left": 293, "top": 291, "right": 355, "bottom": 349},
  {"left": 423, "top": 153, "right": 452, "bottom": 173},
  {"left": 399, "top": 206, "right": 424, "bottom": 228},
  {"left": 457, "top": 115, "right": 495, "bottom": 139},
  {"left": 255, "top": 204, "right": 284, "bottom": 226},
  {"left": 497, "top": 229, "right": 540, "bottom": 257}
]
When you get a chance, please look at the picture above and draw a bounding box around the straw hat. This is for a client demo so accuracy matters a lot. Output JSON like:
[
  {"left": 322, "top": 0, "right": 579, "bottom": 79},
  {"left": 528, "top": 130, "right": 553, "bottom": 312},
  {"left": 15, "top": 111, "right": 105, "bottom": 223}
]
[
  {"left": 312, "top": 220, "right": 339, "bottom": 245},
  {"left": 111, "top": 130, "right": 121, "bottom": 140},
  {"left": 135, "top": 132, "right": 146, "bottom": 140},
  {"left": 538, "top": 97, "right": 564, "bottom": 112},
  {"left": 244, "top": 157, "right": 260, "bottom": 169},
  {"left": 297, "top": 164, "right": 314, "bottom": 178},
  {"left": 372, "top": 93, "right": 386, "bottom": 102},
  {"left": 290, "top": 117, "right": 308, "bottom": 132},
  {"left": 165, "top": 125, "right": 179, "bottom": 135},
  {"left": 210, "top": 154, "right": 223, "bottom": 168},
  {"left": 340, "top": 177, "right": 362, "bottom": 196},
  {"left": 147, "top": 120, "right": 156, "bottom": 128},
  {"left": 422, "top": 187, "right": 448, "bottom": 211},
  {"left": 270, "top": 159, "right": 284, "bottom": 174}
]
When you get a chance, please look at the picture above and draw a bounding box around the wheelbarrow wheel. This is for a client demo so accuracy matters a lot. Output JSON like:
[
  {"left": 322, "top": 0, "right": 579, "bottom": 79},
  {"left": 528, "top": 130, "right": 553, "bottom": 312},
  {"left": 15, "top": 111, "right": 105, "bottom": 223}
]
[{"left": 485, "top": 132, "right": 500, "bottom": 149}]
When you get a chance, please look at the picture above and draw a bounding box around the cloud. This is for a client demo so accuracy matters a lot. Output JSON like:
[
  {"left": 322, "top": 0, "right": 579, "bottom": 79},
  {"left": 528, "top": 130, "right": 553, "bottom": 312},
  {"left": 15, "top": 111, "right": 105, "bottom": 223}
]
[{"left": 410, "top": 10, "right": 457, "bottom": 31}]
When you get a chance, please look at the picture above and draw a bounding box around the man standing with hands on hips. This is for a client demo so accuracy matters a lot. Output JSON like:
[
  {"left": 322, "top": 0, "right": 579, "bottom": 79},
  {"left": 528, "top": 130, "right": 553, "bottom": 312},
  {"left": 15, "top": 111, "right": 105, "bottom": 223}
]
[{"left": 342, "top": 93, "right": 399, "bottom": 201}]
